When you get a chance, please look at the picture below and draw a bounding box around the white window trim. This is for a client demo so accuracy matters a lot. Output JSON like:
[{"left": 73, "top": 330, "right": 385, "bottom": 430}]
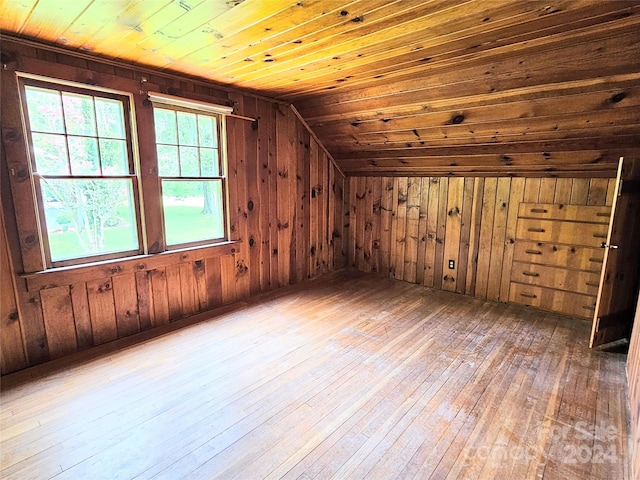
[{"left": 147, "top": 92, "right": 234, "bottom": 116}]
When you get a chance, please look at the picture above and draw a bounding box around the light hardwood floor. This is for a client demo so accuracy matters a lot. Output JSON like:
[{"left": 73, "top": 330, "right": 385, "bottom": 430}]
[{"left": 0, "top": 270, "right": 630, "bottom": 480}]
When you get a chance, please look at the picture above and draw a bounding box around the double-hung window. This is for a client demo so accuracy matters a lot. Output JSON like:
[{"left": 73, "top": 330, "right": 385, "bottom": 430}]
[
  {"left": 16, "top": 75, "right": 231, "bottom": 271},
  {"left": 19, "top": 76, "right": 142, "bottom": 267},
  {"left": 150, "top": 93, "right": 230, "bottom": 248}
]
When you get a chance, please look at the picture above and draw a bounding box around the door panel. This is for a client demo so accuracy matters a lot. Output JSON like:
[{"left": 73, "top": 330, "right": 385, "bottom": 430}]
[{"left": 590, "top": 157, "right": 640, "bottom": 348}]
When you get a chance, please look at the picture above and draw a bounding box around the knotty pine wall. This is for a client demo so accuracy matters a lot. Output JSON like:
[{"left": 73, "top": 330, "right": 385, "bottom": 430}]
[
  {"left": 346, "top": 176, "right": 615, "bottom": 303},
  {"left": 630, "top": 296, "right": 640, "bottom": 480},
  {"left": 0, "top": 40, "right": 346, "bottom": 375}
]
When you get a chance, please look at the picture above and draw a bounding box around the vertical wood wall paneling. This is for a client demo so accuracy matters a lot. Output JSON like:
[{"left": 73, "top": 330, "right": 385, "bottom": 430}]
[
  {"left": 276, "top": 105, "right": 294, "bottom": 287},
  {"left": 629, "top": 296, "right": 640, "bottom": 480},
  {"left": 346, "top": 177, "right": 615, "bottom": 308},
  {"left": 424, "top": 178, "right": 440, "bottom": 288},
  {"left": 295, "top": 117, "right": 310, "bottom": 282},
  {"left": 178, "top": 262, "right": 198, "bottom": 318},
  {"left": 0, "top": 65, "right": 45, "bottom": 273},
  {"left": 165, "top": 264, "right": 183, "bottom": 321},
  {"left": 220, "top": 254, "right": 238, "bottom": 305},
  {"left": 135, "top": 271, "right": 154, "bottom": 331},
  {"left": 86, "top": 278, "right": 118, "bottom": 345},
  {"left": 464, "top": 178, "right": 484, "bottom": 296},
  {"left": 379, "top": 177, "right": 393, "bottom": 277},
  {"left": 150, "top": 268, "right": 170, "bottom": 327},
  {"left": 442, "top": 178, "right": 464, "bottom": 292},
  {"left": 370, "top": 177, "right": 382, "bottom": 274},
  {"left": 112, "top": 273, "right": 140, "bottom": 337},
  {"left": 486, "top": 178, "right": 511, "bottom": 301},
  {"left": 332, "top": 168, "right": 346, "bottom": 269},
  {"left": 0, "top": 210, "right": 27, "bottom": 374},
  {"left": 267, "top": 103, "right": 280, "bottom": 288},
  {"left": 205, "top": 256, "right": 223, "bottom": 307},
  {"left": 134, "top": 90, "right": 165, "bottom": 254},
  {"left": 327, "top": 157, "right": 336, "bottom": 271},
  {"left": 362, "top": 177, "right": 374, "bottom": 274},
  {"left": 474, "top": 178, "right": 498, "bottom": 298},
  {"left": 0, "top": 41, "right": 344, "bottom": 374},
  {"left": 321, "top": 149, "right": 331, "bottom": 273},
  {"left": 256, "top": 100, "right": 271, "bottom": 290},
  {"left": 391, "top": 177, "right": 407, "bottom": 280},
  {"left": 499, "top": 178, "right": 525, "bottom": 301},
  {"left": 455, "top": 178, "right": 475, "bottom": 295},
  {"left": 228, "top": 94, "right": 251, "bottom": 299},
  {"left": 69, "top": 281, "right": 94, "bottom": 350},
  {"left": 244, "top": 97, "right": 261, "bottom": 294},
  {"left": 309, "top": 137, "right": 319, "bottom": 276},
  {"left": 433, "top": 178, "right": 449, "bottom": 290},
  {"left": 403, "top": 177, "right": 421, "bottom": 284},
  {"left": 39, "top": 286, "right": 78, "bottom": 359}
]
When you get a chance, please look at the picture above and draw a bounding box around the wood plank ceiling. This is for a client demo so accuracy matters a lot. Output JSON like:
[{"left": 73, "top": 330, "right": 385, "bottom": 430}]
[{"left": 1, "top": 0, "right": 639, "bottom": 176}]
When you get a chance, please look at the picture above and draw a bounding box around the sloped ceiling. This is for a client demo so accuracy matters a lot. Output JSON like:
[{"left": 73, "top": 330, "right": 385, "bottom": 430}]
[{"left": 1, "top": 0, "right": 639, "bottom": 176}]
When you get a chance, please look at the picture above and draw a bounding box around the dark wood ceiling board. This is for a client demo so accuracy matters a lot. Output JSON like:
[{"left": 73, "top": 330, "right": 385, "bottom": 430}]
[
  {"left": 326, "top": 106, "right": 640, "bottom": 148},
  {"left": 279, "top": 3, "right": 639, "bottom": 99},
  {"left": 186, "top": 0, "right": 416, "bottom": 78},
  {"left": 294, "top": 16, "right": 640, "bottom": 113},
  {"left": 225, "top": 0, "right": 476, "bottom": 84},
  {"left": 333, "top": 134, "right": 640, "bottom": 159},
  {"left": 304, "top": 73, "right": 640, "bottom": 126},
  {"left": 310, "top": 84, "right": 640, "bottom": 138}
]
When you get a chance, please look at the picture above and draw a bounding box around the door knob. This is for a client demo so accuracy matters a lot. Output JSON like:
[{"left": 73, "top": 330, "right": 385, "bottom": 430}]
[{"left": 600, "top": 242, "right": 619, "bottom": 249}]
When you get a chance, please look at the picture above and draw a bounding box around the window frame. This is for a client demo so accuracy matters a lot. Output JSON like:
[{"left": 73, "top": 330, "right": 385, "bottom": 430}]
[
  {"left": 150, "top": 95, "right": 232, "bottom": 250},
  {"left": 17, "top": 73, "right": 145, "bottom": 268}
]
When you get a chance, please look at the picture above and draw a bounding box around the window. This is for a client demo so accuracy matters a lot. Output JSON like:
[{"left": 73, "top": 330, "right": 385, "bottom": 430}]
[
  {"left": 19, "top": 77, "right": 142, "bottom": 267},
  {"left": 15, "top": 75, "right": 233, "bottom": 271},
  {"left": 151, "top": 94, "right": 230, "bottom": 248}
]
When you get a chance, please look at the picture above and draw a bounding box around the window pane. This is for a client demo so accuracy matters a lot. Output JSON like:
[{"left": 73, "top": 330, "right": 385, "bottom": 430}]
[
  {"left": 197, "top": 115, "right": 216, "bottom": 147},
  {"left": 95, "top": 98, "right": 126, "bottom": 139},
  {"left": 62, "top": 93, "right": 97, "bottom": 136},
  {"left": 41, "top": 178, "right": 139, "bottom": 262},
  {"left": 100, "top": 139, "right": 128, "bottom": 175},
  {"left": 154, "top": 108, "right": 176, "bottom": 144},
  {"left": 162, "top": 180, "right": 224, "bottom": 245},
  {"left": 32, "top": 133, "right": 70, "bottom": 175},
  {"left": 25, "top": 87, "right": 64, "bottom": 133},
  {"left": 200, "top": 148, "right": 218, "bottom": 176},
  {"left": 68, "top": 136, "right": 100, "bottom": 174},
  {"left": 179, "top": 146, "right": 199, "bottom": 176},
  {"left": 157, "top": 145, "right": 179, "bottom": 176},
  {"left": 177, "top": 112, "right": 197, "bottom": 145}
]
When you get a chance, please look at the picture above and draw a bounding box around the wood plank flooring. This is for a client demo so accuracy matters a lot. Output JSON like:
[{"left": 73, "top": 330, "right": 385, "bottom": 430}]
[{"left": 0, "top": 270, "right": 630, "bottom": 480}]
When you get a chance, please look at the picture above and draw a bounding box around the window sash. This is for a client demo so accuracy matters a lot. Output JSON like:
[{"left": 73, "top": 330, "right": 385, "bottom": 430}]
[
  {"left": 19, "top": 77, "right": 144, "bottom": 268},
  {"left": 152, "top": 101, "right": 230, "bottom": 248}
]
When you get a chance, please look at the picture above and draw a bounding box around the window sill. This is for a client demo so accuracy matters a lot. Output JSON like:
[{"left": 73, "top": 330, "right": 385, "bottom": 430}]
[{"left": 21, "top": 240, "right": 242, "bottom": 292}]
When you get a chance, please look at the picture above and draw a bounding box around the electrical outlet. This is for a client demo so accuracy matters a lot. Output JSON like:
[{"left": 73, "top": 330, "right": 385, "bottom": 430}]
[{"left": 448, "top": 259, "right": 455, "bottom": 269}]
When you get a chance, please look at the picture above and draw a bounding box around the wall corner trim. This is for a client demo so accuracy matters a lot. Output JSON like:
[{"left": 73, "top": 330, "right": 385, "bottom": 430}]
[{"left": 289, "top": 104, "right": 345, "bottom": 179}]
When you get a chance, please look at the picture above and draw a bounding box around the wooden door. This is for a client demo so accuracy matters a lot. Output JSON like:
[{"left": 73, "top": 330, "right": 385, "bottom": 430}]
[{"left": 590, "top": 157, "right": 640, "bottom": 348}]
